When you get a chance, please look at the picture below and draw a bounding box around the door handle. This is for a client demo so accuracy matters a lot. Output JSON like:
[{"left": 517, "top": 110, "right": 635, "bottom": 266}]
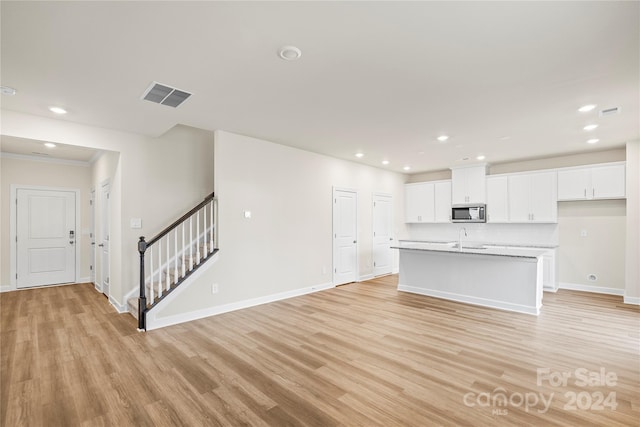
[
  {"left": 91, "top": 242, "right": 95, "bottom": 245},
  {"left": 98, "top": 244, "right": 104, "bottom": 247},
  {"left": 353, "top": 240, "right": 357, "bottom": 244},
  {"left": 389, "top": 238, "right": 393, "bottom": 241}
]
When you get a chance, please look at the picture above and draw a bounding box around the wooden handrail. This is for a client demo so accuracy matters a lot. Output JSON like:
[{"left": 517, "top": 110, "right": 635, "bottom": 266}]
[{"left": 146, "top": 192, "right": 215, "bottom": 247}]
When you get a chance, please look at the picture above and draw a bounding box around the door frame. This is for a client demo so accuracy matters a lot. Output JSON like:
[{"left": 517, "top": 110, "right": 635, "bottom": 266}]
[
  {"left": 332, "top": 186, "right": 359, "bottom": 286},
  {"left": 90, "top": 188, "right": 96, "bottom": 287},
  {"left": 372, "top": 192, "right": 393, "bottom": 277},
  {"left": 9, "top": 184, "right": 81, "bottom": 290},
  {"left": 99, "top": 179, "right": 110, "bottom": 297}
]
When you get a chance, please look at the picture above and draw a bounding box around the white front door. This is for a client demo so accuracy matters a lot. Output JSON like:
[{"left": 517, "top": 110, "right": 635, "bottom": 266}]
[
  {"left": 333, "top": 188, "right": 358, "bottom": 286},
  {"left": 100, "top": 181, "right": 110, "bottom": 297},
  {"left": 373, "top": 193, "right": 393, "bottom": 277},
  {"left": 16, "top": 188, "right": 76, "bottom": 288}
]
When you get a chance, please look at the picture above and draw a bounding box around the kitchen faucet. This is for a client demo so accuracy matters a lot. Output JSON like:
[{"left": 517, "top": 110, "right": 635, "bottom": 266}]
[{"left": 458, "top": 227, "right": 467, "bottom": 251}]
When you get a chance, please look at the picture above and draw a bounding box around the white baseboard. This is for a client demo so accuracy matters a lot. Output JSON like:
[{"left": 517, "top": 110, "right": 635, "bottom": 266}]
[
  {"left": 78, "top": 276, "right": 91, "bottom": 283},
  {"left": 558, "top": 282, "right": 624, "bottom": 296},
  {"left": 358, "top": 274, "right": 375, "bottom": 282},
  {"left": 147, "top": 281, "right": 335, "bottom": 331},
  {"left": 623, "top": 296, "right": 640, "bottom": 305},
  {"left": 109, "top": 296, "right": 128, "bottom": 313},
  {"left": 398, "top": 284, "right": 540, "bottom": 315},
  {"left": 0, "top": 285, "right": 12, "bottom": 293}
]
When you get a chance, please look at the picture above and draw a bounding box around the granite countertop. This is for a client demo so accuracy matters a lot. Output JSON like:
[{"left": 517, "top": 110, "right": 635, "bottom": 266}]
[
  {"left": 392, "top": 241, "right": 549, "bottom": 259},
  {"left": 398, "top": 239, "right": 558, "bottom": 249}
]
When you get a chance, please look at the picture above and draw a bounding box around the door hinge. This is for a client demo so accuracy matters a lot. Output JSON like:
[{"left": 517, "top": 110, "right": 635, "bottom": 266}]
[
  {"left": 334, "top": 198, "right": 336, "bottom": 203},
  {"left": 90, "top": 265, "right": 93, "bottom": 271},
  {"left": 16, "top": 273, "right": 18, "bottom": 279},
  {"left": 90, "top": 200, "right": 93, "bottom": 205},
  {"left": 374, "top": 262, "right": 376, "bottom": 267},
  {"left": 334, "top": 268, "right": 337, "bottom": 273}
]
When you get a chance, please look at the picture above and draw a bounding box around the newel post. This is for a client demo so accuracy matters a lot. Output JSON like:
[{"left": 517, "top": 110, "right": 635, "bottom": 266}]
[{"left": 138, "top": 236, "right": 147, "bottom": 330}]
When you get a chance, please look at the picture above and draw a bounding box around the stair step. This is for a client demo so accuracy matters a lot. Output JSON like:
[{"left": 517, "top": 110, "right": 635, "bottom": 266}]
[{"left": 127, "top": 297, "right": 139, "bottom": 319}]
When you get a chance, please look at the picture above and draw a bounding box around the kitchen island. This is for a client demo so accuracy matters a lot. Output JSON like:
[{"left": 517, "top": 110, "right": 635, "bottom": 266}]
[{"left": 393, "top": 241, "right": 547, "bottom": 315}]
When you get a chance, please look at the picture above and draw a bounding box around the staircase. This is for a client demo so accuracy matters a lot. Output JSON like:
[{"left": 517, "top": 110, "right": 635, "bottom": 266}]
[{"left": 128, "top": 192, "right": 218, "bottom": 330}]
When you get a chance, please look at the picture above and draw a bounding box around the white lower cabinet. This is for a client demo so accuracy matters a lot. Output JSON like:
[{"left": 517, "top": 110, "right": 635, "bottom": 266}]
[{"left": 484, "top": 245, "right": 557, "bottom": 291}]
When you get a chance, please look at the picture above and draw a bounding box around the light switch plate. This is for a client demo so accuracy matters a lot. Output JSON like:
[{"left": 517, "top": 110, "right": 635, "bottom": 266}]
[{"left": 130, "top": 218, "right": 142, "bottom": 229}]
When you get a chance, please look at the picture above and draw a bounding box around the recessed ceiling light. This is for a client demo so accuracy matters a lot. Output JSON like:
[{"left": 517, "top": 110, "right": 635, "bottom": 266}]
[
  {"left": 44, "top": 142, "right": 57, "bottom": 148},
  {"left": 381, "top": 160, "right": 390, "bottom": 165},
  {"left": 1, "top": 86, "right": 16, "bottom": 96},
  {"left": 355, "top": 152, "right": 364, "bottom": 158},
  {"left": 49, "top": 106, "right": 67, "bottom": 114},
  {"left": 578, "top": 104, "right": 597, "bottom": 113},
  {"left": 437, "top": 135, "right": 449, "bottom": 142},
  {"left": 418, "top": 151, "right": 425, "bottom": 155},
  {"left": 583, "top": 124, "right": 598, "bottom": 131},
  {"left": 403, "top": 166, "right": 411, "bottom": 171},
  {"left": 586, "top": 139, "right": 599, "bottom": 144},
  {"left": 476, "top": 155, "right": 486, "bottom": 160},
  {"left": 278, "top": 46, "right": 302, "bottom": 61}
]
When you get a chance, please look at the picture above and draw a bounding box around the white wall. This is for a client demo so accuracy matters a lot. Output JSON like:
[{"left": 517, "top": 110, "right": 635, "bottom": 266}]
[
  {"left": 625, "top": 141, "right": 640, "bottom": 303},
  {"left": 0, "top": 155, "right": 92, "bottom": 287},
  {"left": 154, "top": 130, "right": 408, "bottom": 319},
  {"left": 1, "top": 110, "right": 214, "bottom": 308}
]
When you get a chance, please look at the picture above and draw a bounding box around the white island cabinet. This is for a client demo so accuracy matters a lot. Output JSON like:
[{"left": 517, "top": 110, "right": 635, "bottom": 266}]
[{"left": 394, "top": 242, "right": 545, "bottom": 315}]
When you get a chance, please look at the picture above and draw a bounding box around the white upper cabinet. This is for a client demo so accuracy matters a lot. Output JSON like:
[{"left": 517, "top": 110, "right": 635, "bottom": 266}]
[
  {"left": 451, "top": 165, "right": 487, "bottom": 204},
  {"left": 486, "top": 176, "right": 509, "bottom": 223},
  {"left": 405, "top": 182, "right": 434, "bottom": 223},
  {"left": 507, "top": 171, "right": 557, "bottom": 223},
  {"left": 405, "top": 180, "right": 451, "bottom": 223},
  {"left": 557, "top": 163, "right": 626, "bottom": 201},
  {"left": 434, "top": 181, "right": 452, "bottom": 223}
]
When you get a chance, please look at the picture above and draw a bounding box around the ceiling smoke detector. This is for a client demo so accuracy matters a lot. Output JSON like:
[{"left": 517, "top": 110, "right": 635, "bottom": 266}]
[
  {"left": 141, "top": 82, "right": 192, "bottom": 108},
  {"left": 278, "top": 46, "right": 302, "bottom": 61}
]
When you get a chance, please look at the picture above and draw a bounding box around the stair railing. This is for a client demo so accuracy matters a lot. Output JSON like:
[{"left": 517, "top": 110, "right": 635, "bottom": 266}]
[{"left": 137, "top": 192, "right": 217, "bottom": 330}]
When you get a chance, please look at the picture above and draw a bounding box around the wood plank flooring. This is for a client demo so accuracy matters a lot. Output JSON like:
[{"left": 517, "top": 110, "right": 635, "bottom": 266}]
[{"left": 1, "top": 276, "right": 639, "bottom": 426}]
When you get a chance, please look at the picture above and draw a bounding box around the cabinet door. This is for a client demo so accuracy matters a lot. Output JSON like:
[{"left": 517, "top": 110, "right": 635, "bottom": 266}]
[
  {"left": 451, "top": 169, "right": 468, "bottom": 205},
  {"left": 591, "top": 164, "right": 625, "bottom": 199},
  {"left": 557, "top": 169, "right": 589, "bottom": 200},
  {"left": 434, "top": 181, "right": 452, "bottom": 223},
  {"left": 465, "top": 166, "right": 487, "bottom": 203},
  {"left": 405, "top": 183, "right": 433, "bottom": 222},
  {"left": 507, "top": 174, "right": 531, "bottom": 222},
  {"left": 486, "top": 176, "right": 509, "bottom": 222},
  {"left": 530, "top": 172, "right": 557, "bottom": 222}
]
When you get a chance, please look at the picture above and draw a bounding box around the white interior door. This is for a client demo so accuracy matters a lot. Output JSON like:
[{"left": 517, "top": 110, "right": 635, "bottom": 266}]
[
  {"left": 333, "top": 188, "right": 358, "bottom": 286},
  {"left": 90, "top": 189, "right": 96, "bottom": 286},
  {"left": 373, "top": 193, "right": 393, "bottom": 277},
  {"left": 16, "top": 188, "right": 76, "bottom": 288},
  {"left": 100, "top": 182, "right": 110, "bottom": 297}
]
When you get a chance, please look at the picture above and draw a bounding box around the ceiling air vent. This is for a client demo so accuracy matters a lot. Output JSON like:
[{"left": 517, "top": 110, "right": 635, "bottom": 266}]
[
  {"left": 599, "top": 106, "right": 621, "bottom": 117},
  {"left": 141, "top": 82, "right": 191, "bottom": 108}
]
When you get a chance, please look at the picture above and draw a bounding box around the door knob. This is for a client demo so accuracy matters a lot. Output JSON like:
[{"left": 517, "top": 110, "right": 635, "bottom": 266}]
[
  {"left": 98, "top": 244, "right": 104, "bottom": 247},
  {"left": 353, "top": 240, "right": 357, "bottom": 244}
]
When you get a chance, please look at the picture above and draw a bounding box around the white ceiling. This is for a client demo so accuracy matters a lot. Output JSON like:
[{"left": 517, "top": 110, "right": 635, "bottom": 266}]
[
  {"left": 0, "top": 135, "right": 100, "bottom": 163},
  {"left": 1, "top": 1, "right": 638, "bottom": 173}
]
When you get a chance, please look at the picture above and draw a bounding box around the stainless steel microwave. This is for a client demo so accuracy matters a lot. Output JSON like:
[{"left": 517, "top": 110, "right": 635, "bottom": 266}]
[{"left": 451, "top": 204, "right": 486, "bottom": 223}]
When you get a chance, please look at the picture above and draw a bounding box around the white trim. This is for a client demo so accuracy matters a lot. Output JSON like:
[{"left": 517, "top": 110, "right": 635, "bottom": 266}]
[
  {"left": 358, "top": 274, "right": 374, "bottom": 282},
  {"left": 10, "top": 185, "right": 82, "bottom": 291},
  {"left": 623, "top": 296, "right": 640, "bottom": 305},
  {"left": 558, "top": 282, "right": 624, "bottom": 296},
  {"left": 109, "top": 296, "right": 128, "bottom": 313},
  {"left": 398, "top": 284, "right": 541, "bottom": 315},
  {"left": 0, "top": 286, "right": 11, "bottom": 293},
  {"left": 0, "top": 151, "right": 91, "bottom": 167},
  {"left": 78, "top": 276, "right": 90, "bottom": 283}
]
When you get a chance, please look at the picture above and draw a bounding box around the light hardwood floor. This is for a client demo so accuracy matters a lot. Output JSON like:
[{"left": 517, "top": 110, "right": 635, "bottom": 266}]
[{"left": 1, "top": 276, "right": 639, "bottom": 426}]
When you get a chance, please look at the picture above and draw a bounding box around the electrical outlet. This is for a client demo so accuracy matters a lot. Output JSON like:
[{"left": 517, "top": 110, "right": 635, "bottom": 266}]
[
  {"left": 587, "top": 274, "right": 597, "bottom": 282},
  {"left": 212, "top": 283, "right": 219, "bottom": 294}
]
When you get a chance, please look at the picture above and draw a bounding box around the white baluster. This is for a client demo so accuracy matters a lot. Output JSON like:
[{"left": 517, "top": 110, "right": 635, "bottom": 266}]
[
  {"left": 204, "top": 204, "right": 209, "bottom": 257},
  {"left": 196, "top": 210, "right": 201, "bottom": 264},
  {"left": 149, "top": 246, "right": 154, "bottom": 302},
  {"left": 157, "top": 241, "right": 162, "bottom": 299},
  {"left": 166, "top": 236, "right": 170, "bottom": 291},
  {"left": 181, "top": 222, "right": 186, "bottom": 277},
  {"left": 174, "top": 228, "right": 178, "bottom": 282},
  {"left": 189, "top": 216, "right": 193, "bottom": 271},
  {"left": 210, "top": 199, "right": 214, "bottom": 253}
]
